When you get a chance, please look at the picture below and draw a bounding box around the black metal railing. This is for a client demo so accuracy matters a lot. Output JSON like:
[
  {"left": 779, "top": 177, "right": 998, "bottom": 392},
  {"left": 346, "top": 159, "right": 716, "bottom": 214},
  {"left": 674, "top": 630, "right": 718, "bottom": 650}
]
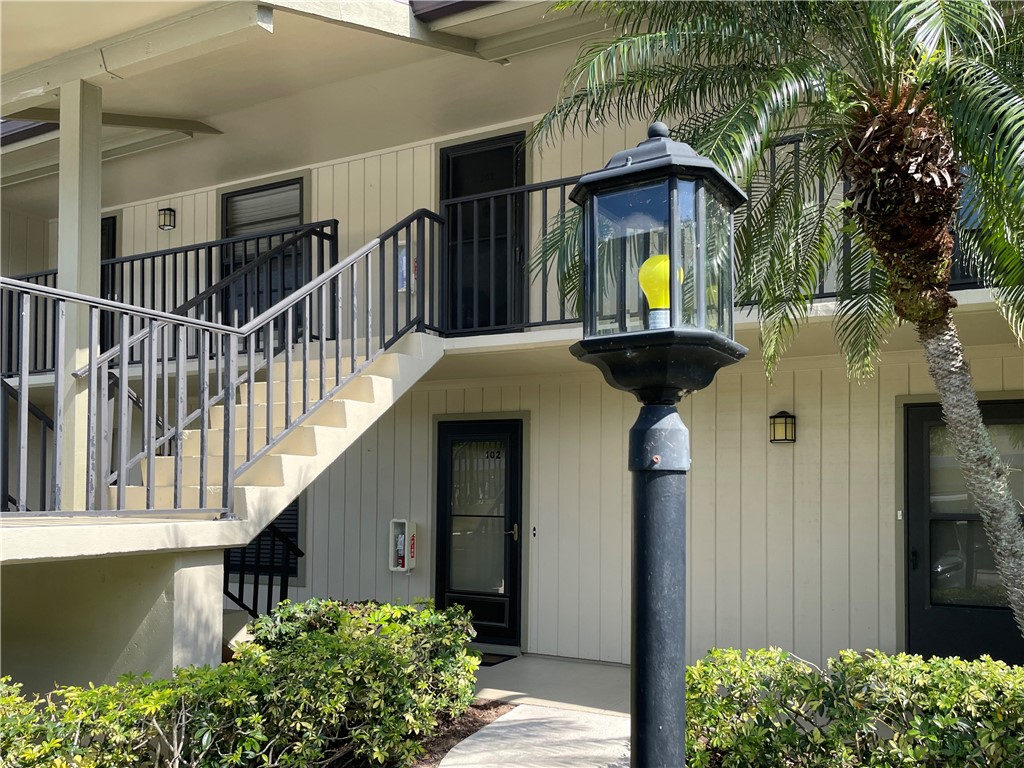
[
  {"left": 1, "top": 378, "right": 55, "bottom": 512},
  {"left": 435, "top": 176, "right": 581, "bottom": 334},
  {"left": 224, "top": 521, "right": 305, "bottom": 618},
  {"left": 4, "top": 221, "right": 339, "bottom": 375}
]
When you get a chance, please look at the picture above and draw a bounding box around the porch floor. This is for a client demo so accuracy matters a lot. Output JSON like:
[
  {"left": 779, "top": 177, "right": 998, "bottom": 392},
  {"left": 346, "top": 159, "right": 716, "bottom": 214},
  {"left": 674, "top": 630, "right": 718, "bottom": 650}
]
[{"left": 474, "top": 654, "right": 629, "bottom": 716}]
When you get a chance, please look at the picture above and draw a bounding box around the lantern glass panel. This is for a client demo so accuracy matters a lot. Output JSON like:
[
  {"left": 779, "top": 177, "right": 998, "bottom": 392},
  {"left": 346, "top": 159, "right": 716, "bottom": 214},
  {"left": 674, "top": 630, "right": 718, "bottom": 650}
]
[
  {"left": 593, "top": 181, "right": 670, "bottom": 335},
  {"left": 675, "top": 179, "right": 698, "bottom": 329},
  {"left": 704, "top": 185, "right": 734, "bottom": 337}
]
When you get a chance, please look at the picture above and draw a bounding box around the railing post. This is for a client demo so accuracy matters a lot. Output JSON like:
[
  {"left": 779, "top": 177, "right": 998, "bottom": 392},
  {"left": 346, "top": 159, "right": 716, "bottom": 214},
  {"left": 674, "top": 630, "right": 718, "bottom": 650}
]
[
  {"left": 16, "top": 294, "right": 30, "bottom": 511},
  {"left": 222, "top": 334, "right": 239, "bottom": 519},
  {"left": 416, "top": 217, "right": 426, "bottom": 331},
  {"left": 52, "top": 301, "right": 66, "bottom": 510}
]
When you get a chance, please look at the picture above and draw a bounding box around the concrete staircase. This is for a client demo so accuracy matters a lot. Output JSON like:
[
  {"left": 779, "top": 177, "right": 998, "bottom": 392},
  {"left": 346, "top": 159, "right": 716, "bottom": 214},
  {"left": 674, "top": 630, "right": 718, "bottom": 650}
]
[{"left": 111, "top": 332, "right": 443, "bottom": 534}]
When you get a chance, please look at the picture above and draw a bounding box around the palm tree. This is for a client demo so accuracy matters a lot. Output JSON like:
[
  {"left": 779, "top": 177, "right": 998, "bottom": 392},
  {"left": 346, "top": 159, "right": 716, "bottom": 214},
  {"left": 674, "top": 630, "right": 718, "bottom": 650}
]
[{"left": 532, "top": 0, "right": 1024, "bottom": 637}]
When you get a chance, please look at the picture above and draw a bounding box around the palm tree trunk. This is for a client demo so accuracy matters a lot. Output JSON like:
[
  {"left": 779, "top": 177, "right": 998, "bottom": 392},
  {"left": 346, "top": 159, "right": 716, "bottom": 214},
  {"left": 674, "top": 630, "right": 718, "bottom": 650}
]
[{"left": 918, "top": 314, "right": 1024, "bottom": 639}]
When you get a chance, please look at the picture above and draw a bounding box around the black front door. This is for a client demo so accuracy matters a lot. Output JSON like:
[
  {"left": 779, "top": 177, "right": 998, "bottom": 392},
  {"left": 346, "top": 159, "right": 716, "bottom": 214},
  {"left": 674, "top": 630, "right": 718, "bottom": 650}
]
[
  {"left": 440, "top": 133, "right": 525, "bottom": 332},
  {"left": 436, "top": 420, "right": 523, "bottom": 645},
  {"left": 906, "top": 401, "right": 1024, "bottom": 663}
]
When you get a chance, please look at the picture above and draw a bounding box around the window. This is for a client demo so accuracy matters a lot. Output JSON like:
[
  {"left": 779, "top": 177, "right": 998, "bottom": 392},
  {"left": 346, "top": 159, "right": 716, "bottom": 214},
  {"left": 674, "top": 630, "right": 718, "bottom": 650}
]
[
  {"left": 225, "top": 497, "right": 303, "bottom": 578},
  {"left": 222, "top": 179, "right": 303, "bottom": 238}
]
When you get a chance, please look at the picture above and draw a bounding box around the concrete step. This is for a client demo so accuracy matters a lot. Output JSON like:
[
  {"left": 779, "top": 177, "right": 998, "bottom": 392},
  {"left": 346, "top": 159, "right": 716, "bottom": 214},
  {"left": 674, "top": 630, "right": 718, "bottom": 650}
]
[
  {"left": 267, "top": 354, "right": 370, "bottom": 381},
  {"left": 110, "top": 483, "right": 238, "bottom": 511},
  {"left": 239, "top": 373, "right": 393, "bottom": 406},
  {"left": 145, "top": 453, "right": 291, "bottom": 487}
]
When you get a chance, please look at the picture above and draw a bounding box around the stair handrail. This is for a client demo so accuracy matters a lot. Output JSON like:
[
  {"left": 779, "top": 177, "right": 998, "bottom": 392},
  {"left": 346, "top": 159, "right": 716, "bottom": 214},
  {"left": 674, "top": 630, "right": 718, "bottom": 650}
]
[
  {"left": 213, "top": 208, "right": 444, "bottom": 513},
  {"left": 2, "top": 208, "right": 445, "bottom": 516},
  {"left": 233, "top": 209, "right": 441, "bottom": 337},
  {"left": 171, "top": 220, "right": 338, "bottom": 320}
]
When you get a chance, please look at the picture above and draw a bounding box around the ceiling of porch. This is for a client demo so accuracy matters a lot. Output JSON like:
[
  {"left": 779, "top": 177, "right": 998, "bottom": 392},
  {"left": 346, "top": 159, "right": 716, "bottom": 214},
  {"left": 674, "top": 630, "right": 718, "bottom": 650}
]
[{"left": 1, "top": 1, "right": 597, "bottom": 219}]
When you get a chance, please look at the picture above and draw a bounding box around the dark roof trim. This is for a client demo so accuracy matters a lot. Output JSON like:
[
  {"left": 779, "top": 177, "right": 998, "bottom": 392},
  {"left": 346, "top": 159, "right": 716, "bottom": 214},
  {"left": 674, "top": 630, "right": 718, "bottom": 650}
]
[
  {"left": 410, "top": 1, "right": 493, "bottom": 23},
  {"left": 1, "top": 120, "right": 59, "bottom": 147}
]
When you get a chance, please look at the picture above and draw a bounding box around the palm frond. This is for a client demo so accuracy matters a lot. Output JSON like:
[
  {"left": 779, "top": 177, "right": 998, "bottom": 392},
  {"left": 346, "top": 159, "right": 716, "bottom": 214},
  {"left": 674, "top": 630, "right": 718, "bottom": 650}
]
[
  {"left": 684, "top": 60, "right": 830, "bottom": 187},
  {"left": 888, "top": 0, "right": 1005, "bottom": 61},
  {"left": 933, "top": 56, "right": 1024, "bottom": 209},
  {"left": 833, "top": 229, "right": 896, "bottom": 378},
  {"left": 736, "top": 136, "right": 846, "bottom": 376},
  {"left": 531, "top": 205, "right": 584, "bottom": 316},
  {"left": 955, "top": 177, "right": 1024, "bottom": 343},
  {"left": 529, "top": 31, "right": 784, "bottom": 148},
  {"left": 530, "top": 5, "right": 836, "bottom": 150}
]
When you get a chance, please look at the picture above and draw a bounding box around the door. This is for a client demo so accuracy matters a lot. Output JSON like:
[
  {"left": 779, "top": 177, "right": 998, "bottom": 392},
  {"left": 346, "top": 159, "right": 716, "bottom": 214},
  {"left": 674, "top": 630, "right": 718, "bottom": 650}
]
[
  {"left": 906, "top": 401, "right": 1024, "bottom": 663},
  {"left": 436, "top": 420, "right": 523, "bottom": 645},
  {"left": 440, "top": 133, "right": 525, "bottom": 332}
]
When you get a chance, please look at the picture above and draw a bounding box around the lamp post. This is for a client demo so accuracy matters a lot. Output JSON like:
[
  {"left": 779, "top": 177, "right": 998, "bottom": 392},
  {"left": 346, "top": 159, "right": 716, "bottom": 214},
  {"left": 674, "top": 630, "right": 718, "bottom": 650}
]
[{"left": 569, "top": 123, "right": 748, "bottom": 768}]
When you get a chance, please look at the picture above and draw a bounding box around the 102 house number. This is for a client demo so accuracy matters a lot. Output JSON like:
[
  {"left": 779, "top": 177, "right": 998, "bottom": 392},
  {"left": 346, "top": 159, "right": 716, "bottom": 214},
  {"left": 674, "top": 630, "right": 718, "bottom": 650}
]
[{"left": 485, "top": 450, "right": 502, "bottom": 459}]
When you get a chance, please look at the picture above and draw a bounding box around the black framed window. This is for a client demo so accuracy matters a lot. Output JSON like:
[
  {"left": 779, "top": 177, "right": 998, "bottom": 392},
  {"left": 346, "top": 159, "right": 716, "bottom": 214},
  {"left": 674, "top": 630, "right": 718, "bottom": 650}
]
[{"left": 222, "top": 178, "right": 304, "bottom": 238}]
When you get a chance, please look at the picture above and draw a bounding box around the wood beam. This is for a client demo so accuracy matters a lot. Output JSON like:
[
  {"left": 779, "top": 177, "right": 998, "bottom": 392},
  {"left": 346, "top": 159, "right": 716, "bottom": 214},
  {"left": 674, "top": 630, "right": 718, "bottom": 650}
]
[{"left": 3, "top": 108, "right": 222, "bottom": 135}]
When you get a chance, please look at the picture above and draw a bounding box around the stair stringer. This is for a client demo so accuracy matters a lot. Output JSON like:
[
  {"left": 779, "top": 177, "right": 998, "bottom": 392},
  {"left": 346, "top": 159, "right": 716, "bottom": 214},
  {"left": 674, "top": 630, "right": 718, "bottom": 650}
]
[
  {"left": 113, "top": 332, "right": 443, "bottom": 547},
  {"left": 230, "top": 332, "right": 444, "bottom": 538}
]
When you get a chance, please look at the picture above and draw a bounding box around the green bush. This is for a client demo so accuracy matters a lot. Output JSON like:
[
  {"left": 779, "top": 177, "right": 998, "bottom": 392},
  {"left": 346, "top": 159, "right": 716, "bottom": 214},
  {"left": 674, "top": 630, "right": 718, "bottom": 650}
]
[
  {"left": 0, "top": 599, "right": 478, "bottom": 768},
  {"left": 687, "top": 648, "right": 1024, "bottom": 767}
]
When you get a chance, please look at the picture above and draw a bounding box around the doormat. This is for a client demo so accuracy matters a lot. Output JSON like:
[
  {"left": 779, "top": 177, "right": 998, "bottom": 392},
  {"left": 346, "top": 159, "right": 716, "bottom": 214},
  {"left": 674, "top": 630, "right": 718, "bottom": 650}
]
[{"left": 479, "top": 653, "right": 516, "bottom": 667}]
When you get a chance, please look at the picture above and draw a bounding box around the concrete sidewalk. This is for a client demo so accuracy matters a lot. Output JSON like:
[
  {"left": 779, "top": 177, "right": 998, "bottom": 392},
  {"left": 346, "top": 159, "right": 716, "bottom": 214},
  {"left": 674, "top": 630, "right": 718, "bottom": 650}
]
[
  {"left": 439, "top": 704, "right": 630, "bottom": 768},
  {"left": 439, "top": 655, "right": 631, "bottom": 768}
]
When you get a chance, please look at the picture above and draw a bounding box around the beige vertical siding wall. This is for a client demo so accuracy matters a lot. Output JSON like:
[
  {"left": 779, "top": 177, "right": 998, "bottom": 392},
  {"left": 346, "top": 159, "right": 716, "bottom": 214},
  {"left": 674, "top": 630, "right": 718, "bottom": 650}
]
[
  {"left": 295, "top": 342, "right": 1023, "bottom": 667},
  {"left": 117, "top": 192, "right": 221, "bottom": 257},
  {"left": 1, "top": 206, "right": 49, "bottom": 276},
  {"left": 34, "top": 115, "right": 646, "bottom": 262}
]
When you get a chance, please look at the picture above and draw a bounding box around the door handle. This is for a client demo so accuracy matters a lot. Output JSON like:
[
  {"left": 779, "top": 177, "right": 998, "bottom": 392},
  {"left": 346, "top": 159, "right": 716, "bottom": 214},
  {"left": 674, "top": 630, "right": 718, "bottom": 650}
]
[
  {"left": 910, "top": 546, "right": 919, "bottom": 571},
  {"left": 505, "top": 523, "right": 519, "bottom": 543}
]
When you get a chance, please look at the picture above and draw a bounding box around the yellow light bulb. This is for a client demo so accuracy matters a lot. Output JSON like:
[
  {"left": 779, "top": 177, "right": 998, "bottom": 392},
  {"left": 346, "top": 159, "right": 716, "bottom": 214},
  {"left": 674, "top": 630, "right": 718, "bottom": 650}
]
[
  {"left": 638, "top": 255, "right": 684, "bottom": 331},
  {"left": 638, "top": 254, "right": 672, "bottom": 309}
]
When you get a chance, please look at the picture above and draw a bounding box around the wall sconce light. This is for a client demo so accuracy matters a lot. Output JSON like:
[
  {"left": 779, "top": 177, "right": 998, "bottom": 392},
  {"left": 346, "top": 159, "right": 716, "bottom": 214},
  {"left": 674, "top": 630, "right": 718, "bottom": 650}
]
[
  {"left": 769, "top": 411, "right": 797, "bottom": 443},
  {"left": 158, "top": 208, "right": 176, "bottom": 231}
]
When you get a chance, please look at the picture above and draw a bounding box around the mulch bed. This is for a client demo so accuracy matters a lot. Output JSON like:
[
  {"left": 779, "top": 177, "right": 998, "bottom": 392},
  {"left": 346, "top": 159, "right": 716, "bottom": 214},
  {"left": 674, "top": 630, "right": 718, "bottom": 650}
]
[{"left": 411, "top": 699, "right": 516, "bottom": 768}]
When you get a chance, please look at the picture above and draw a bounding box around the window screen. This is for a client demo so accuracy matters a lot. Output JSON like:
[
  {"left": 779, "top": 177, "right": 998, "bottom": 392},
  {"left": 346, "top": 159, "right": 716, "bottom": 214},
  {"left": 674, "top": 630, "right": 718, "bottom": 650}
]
[{"left": 223, "top": 180, "right": 303, "bottom": 238}]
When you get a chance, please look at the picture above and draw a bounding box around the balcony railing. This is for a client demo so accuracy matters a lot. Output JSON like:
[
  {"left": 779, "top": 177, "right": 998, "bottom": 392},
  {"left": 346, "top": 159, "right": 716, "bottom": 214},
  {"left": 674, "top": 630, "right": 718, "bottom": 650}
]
[
  {"left": 3, "top": 221, "right": 339, "bottom": 375},
  {"left": 3, "top": 166, "right": 987, "bottom": 384},
  {"left": 433, "top": 175, "right": 581, "bottom": 334}
]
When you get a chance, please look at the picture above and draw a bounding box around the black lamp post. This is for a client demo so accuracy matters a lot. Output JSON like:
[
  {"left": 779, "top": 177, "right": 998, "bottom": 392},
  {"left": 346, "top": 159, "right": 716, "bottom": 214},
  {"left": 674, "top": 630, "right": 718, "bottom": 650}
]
[{"left": 569, "top": 123, "right": 748, "bottom": 768}]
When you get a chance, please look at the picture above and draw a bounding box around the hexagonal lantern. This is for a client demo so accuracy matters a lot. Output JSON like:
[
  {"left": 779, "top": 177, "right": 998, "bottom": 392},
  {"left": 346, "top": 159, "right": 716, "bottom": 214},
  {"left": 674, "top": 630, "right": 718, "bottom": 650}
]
[{"left": 569, "top": 123, "right": 748, "bottom": 403}]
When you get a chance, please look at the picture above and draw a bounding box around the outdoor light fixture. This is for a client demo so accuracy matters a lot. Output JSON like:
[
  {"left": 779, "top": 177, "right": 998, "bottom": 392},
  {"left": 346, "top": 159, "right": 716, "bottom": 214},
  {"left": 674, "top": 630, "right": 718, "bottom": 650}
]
[
  {"left": 770, "top": 411, "right": 797, "bottom": 443},
  {"left": 157, "top": 207, "right": 176, "bottom": 231},
  {"left": 569, "top": 123, "right": 747, "bottom": 768}
]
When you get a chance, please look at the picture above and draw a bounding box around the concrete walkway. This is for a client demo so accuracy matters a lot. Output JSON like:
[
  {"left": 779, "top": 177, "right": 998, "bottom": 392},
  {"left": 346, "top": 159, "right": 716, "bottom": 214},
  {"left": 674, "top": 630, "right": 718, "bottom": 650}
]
[
  {"left": 440, "top": 655, "right": 631, "bottom": 768},
  {"left": 440, "top": 704, "right": 630, "bottom": 768}
]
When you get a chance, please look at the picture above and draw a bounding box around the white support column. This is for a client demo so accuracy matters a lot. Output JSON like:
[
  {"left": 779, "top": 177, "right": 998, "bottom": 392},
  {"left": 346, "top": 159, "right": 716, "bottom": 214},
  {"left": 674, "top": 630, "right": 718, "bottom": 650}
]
[
  {"left": 57, "top": 79, "right": 102, "bottom": 511},
  {"left": 171, "top": 550, "right": 224, "bottom": 669}
]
